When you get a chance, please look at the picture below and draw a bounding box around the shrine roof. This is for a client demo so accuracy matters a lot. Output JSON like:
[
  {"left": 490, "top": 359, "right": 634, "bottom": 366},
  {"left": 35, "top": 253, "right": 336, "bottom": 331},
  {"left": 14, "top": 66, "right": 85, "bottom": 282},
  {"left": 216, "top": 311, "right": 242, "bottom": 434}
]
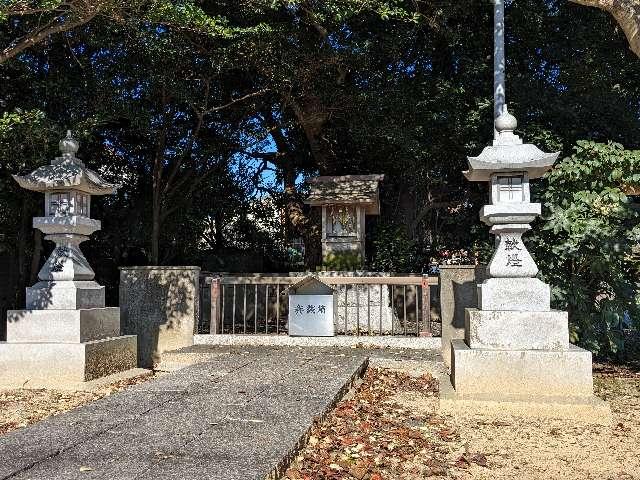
[
  {"left": 283, "top": 276, "right": 335, "bottom": 295},
  {"left": 305, "top": 174, "right": 384, "bottom": 208}
]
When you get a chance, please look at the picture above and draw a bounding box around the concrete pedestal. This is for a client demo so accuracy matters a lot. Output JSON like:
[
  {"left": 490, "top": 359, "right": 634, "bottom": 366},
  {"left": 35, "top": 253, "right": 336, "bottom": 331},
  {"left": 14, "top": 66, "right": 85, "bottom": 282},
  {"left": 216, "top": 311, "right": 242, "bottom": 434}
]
[
  {"left": 442, "top": 308, "right": 611, "bottom": 422},
  {"left": 450, "top": 338, "right": 593, "bottom": 396},
  {"left": 119, "top": 266, "right": 200, "bottom": 368},
  {"left": 439, "top": 265, "right": 486, "bottom": 368},
  {"left": 465, "top": 308, "right": 569, "bottom": 350},
  {"left": 477, "top": 277, "right": 550, "bottom": 311},
  {"left": 1, "top": 306, "right": 138, "bottom": 387},
  {"left": 0, "top": 336, "right": 137, "bottom": 385},
  {"left": 7, "top": 307, "right": 120, "bottom": 343}
]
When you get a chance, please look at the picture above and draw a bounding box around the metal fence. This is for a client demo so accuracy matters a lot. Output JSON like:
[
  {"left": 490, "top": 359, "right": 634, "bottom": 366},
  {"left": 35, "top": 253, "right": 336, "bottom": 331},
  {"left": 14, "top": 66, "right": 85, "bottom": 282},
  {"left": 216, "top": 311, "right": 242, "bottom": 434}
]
[{"left": 198, "top": 273, "right": 439, "bottom": 336}]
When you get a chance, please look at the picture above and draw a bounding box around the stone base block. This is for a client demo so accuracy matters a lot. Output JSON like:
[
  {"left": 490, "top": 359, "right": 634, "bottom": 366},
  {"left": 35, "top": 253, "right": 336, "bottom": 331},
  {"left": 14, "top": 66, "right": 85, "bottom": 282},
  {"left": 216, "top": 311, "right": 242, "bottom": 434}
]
[
  {"left": 465, "top": 308, "right": 569, "bottom": 350},
  {"left": 450, "top": 339, "right": 593, "bottom": 396},
  {"left": 439, "top": 376, "right": 611, "bottom": 424},
  {"left": 26, "top": 281, "right": 105, "bottom": 310},
  {"left": 477, "top": 277, "right": 550, "bottom": 311},
  {"left": 0, "top": 335, "right": 137, "bottom": 384},
  {"left": 6, "top": 308, "right": 120, "bottom": 343}
]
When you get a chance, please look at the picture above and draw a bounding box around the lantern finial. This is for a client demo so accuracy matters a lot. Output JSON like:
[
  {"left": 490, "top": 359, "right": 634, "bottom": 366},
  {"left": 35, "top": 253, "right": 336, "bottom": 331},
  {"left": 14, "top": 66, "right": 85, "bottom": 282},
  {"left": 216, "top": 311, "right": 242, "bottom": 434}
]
[
  {"left": 59, "top": 130, "right": 79, "bottom": 157},
  {"left": 494, "top": 104, "right": 517, "bottom": 133}
]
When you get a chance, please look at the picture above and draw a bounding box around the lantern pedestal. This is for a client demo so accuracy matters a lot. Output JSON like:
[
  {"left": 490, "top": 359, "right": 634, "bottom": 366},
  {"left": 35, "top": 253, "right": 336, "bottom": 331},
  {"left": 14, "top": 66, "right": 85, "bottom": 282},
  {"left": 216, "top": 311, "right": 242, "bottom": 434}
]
[
  {"left": 477, "top": 277, "right": 550, "bottom": 311},
  {"left": 0, "top": 336, "right": 137, "bottom": 387}
]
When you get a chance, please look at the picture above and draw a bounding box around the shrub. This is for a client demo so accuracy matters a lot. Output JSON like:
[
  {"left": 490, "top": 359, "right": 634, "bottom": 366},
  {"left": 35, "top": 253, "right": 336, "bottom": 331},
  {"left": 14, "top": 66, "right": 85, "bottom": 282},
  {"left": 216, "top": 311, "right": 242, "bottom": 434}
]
[{"left": 530, "top": 141, "right": 640, "bottom": 359}]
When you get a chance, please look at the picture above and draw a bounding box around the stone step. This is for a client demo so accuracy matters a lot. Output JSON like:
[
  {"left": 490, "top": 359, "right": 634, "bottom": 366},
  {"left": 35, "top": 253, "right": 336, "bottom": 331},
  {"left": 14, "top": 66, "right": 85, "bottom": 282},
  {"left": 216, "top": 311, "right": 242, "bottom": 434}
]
[
  {"left": 450, "top": 339, "right": 593, "bottom": 397},
  {"left": 0, "top": 335, "right": 137, "bottom": 386},
  {"left": 439, "top": 375, "right": 611, "bottom": 424},
  {"left": 464, "top": 308, "right": 569, "bottom": 351},
  {"left": 6, "top": 308, "right": 120, "bottom": 343}
]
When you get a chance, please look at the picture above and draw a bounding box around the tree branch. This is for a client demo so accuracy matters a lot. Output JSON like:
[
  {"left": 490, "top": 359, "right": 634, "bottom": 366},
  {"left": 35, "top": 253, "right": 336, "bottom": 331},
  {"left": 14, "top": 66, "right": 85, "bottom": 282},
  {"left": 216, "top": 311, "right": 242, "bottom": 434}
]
[
  {"left": 204, "top": 88, "right": 270, "bottom": 113},
  {"left": 570, "top": 0, "right": 640, "bottom": 57},
  {"left": 0, "top": 7, "right": 97, "bottom": 64}
]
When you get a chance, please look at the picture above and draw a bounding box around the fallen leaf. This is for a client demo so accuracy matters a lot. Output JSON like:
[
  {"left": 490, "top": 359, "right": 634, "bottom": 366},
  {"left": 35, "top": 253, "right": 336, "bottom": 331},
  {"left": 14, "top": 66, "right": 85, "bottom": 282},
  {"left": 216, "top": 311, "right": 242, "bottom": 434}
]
[
  {"left": 348, "top": 460, "right": 370, "bottom": 479},
  {"left": 470, "top": 452, "right": 488, "bottom": 467},
  {"left": 454, "top": 454, "right": 470, "bottom": 468},
  {"left": 285, "top": 468, "right": 303, "bottom": 479}
]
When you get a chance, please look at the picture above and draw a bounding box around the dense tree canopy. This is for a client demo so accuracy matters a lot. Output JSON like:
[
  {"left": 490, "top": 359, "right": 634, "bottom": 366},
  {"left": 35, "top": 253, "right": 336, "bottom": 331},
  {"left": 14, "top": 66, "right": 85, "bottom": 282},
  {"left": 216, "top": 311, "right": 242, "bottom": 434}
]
[{"left": 0, "top": 0, "right": 638, "bottom": 354}]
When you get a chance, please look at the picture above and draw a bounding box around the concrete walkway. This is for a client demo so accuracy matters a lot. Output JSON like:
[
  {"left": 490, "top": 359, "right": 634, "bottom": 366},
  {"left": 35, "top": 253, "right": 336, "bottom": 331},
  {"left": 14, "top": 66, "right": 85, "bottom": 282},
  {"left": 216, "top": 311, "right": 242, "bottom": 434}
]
[{"left": 0, "top": 346, "right": 440, "bottom": 480}]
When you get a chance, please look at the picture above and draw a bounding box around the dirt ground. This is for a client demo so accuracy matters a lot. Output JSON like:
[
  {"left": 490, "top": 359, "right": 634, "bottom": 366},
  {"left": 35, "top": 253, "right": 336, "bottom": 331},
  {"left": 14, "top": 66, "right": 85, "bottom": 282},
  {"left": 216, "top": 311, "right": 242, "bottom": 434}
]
[
  {"left": 285, "top": 364, "right": 640, "bottom": 480},
  {"left": 0, "top": 373, "right": 154, "bottom": 435},
  {"left": 1, "top": 361, "right": 638, "bottom": 479}
]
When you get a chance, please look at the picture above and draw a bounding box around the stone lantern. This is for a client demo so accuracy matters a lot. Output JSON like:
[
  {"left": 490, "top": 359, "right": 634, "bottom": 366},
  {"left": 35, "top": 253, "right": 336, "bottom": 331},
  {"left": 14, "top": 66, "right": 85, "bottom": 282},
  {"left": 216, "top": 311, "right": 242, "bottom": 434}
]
[
  {"left": 13, "top": 131, "right": 115, "bottom": 308},
  {"left": 305, "top": 174, "right": 384, "bottom": 266},
  {"left": 441, "top": 108, "right": 608, "bottom": 418},
  {"left": 440, "top": 1, "right": 608, "bottom": 419},
  {"left": 465, "top": 108, "right": 558, "bottom": 307},
  {"left": 0, "top": 132, "right": 137, "bottom": 387}
]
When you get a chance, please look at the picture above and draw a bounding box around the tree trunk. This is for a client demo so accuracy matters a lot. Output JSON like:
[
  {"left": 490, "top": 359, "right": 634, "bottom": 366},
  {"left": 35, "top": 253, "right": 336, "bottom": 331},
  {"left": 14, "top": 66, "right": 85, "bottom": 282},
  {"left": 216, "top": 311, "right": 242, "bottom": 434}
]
[
  {"left": 290, "top": 98, "right": 334, "bottom": 173},
  {"left": 214, "top": 210, "right": 224, "bottom": 248},
  {"left": 284, "top": 167, "right": 304, "bottom": 239},
  {"left": 150, "top": 101, "right": 169, "bottom": 265},
  {"left": 570, "top": 0, "right": 640, "bottom": 57},
  {"left": 151, "top": 192, "right": 161, "bottom": 265}
]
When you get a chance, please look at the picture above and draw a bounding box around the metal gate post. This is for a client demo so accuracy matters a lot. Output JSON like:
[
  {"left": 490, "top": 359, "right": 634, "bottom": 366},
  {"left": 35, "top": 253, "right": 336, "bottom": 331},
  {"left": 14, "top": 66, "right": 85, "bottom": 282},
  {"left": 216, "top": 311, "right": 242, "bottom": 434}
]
[
  {"left": 420, "top": 274, "right": 432, "bottom": 337},
  {"left": 210, "top": 277, "right": 222, "bottom": 335}
]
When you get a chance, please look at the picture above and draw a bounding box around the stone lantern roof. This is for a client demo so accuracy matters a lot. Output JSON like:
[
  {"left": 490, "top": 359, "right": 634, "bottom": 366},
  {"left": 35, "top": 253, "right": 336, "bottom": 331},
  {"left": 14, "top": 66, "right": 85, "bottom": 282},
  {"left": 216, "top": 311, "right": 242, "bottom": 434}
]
[
  {"left": 13, "top": 131, "right": 118, "bottom": 195},
  {"left": 305, "top": 174, "right": 384, "bottom": 215},
  {"left": 464, "top": 107, "right": 559, "bottom": 182}
]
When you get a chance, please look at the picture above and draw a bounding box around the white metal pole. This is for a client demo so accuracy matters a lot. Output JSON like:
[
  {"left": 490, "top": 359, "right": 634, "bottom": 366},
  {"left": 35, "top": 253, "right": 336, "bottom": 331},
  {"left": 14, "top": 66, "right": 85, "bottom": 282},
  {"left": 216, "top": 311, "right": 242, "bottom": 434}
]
[{"left": 494, "top": 0, "right": 506, "bottom": 132}]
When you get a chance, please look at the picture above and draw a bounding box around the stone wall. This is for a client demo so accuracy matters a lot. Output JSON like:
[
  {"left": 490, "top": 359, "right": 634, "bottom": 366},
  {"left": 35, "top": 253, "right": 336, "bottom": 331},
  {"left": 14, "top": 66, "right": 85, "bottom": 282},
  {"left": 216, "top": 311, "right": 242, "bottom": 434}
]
[
  {"left": 0, "top": 251, "right": 18, "bottom": 341},
  {"left": 119, "top": 266, "right": 200, "bottom": 368},
  {"left": 439, "top": 265, "right": 486, "bottom": 368}
]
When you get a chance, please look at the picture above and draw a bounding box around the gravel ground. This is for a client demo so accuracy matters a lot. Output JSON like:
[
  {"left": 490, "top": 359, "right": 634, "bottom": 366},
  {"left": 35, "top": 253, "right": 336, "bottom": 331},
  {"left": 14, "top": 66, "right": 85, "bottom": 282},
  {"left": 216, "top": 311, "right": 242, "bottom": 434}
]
[
  {"left": 0, "top": 373, "right": 155, "bottom": 435},
  {"left": 285, "top": 364, "right": 640, "bottom": 480}
]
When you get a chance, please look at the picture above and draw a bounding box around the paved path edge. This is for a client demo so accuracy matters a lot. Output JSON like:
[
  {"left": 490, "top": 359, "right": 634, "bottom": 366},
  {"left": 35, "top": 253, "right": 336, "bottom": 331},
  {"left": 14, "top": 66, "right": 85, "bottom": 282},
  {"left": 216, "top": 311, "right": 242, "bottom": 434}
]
[{"left": 265, "top": 356, "right": 369, "bottom": 480}]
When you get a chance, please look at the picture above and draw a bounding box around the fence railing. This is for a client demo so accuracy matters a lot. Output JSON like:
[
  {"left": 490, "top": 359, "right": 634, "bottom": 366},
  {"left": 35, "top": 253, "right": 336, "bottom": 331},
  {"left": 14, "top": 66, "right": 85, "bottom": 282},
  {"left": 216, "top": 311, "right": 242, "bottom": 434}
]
[{"left": 198, "top": 273, "right": 439, "bottom": 337}]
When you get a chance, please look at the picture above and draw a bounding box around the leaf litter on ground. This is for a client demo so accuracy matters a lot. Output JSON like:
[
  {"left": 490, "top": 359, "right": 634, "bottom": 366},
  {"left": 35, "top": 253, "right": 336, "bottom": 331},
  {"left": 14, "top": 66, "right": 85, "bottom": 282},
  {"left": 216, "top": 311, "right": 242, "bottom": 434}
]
[{"left": 284, "top": 368, "right": 486, "bottom": 480}]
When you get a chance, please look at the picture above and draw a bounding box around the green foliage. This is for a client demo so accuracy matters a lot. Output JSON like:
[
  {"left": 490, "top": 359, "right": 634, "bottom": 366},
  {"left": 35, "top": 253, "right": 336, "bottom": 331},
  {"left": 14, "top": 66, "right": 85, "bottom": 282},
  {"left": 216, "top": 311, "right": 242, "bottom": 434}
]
[
  {"left": 321, "top": 252, "right": 363, "bottom": 271},
  {"left": 530, "top": 141, "right": 640, "bottom": 358},
  {"left": 143, "top": 0, "right": 254, "bottom": 38},
  {"left": 370, "top": 224, "right": 423, "bottom": 272}
]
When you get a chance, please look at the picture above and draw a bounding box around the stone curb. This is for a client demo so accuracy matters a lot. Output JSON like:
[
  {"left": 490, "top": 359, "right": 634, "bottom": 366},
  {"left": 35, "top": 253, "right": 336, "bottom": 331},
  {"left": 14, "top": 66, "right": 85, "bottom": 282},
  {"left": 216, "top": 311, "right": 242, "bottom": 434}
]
[{"left": 193, "top": 334, "right": 440, "bottom": 350}]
